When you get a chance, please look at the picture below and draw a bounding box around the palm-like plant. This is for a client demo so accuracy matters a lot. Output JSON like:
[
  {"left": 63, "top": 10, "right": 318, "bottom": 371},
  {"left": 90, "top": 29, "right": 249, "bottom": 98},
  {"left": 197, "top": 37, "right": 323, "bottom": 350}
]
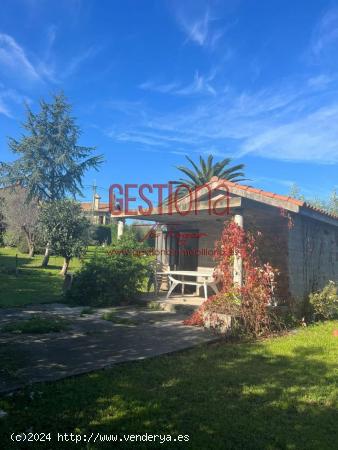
[{"left": 173, "top": 155, "right": 246, "bottom": 188}]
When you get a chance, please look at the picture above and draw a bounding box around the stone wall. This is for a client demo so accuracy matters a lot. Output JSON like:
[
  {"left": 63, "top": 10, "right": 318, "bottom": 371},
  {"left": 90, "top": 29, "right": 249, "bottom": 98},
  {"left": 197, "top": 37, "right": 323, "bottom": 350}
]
[
  {"left": 243, "top": 208, "right": 290, "bottom": 303},
  {"left": 196, "top": 219, "right": 225, "bottom": 270},
  {"left": 288, "top": 214, "right": 338, "bottom": 303}
]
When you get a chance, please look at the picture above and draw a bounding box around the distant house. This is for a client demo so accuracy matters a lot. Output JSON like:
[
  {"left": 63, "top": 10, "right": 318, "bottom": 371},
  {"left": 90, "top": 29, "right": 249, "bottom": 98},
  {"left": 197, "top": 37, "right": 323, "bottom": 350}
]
[{"left": 81, "top": 193, "right": 112, "bottom": 225}]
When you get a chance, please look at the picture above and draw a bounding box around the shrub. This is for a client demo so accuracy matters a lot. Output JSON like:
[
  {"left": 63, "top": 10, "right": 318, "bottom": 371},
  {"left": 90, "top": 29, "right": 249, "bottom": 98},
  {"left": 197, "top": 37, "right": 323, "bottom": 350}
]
[
  {"left": 185, "top": 221, "right": 279, "bottom": 337},
  {"left": 205, "top": 291, "right": 241, "bottom": 315},
  {"left": 2, "top": 230, "right": 45, "bottom": 254},
  {"left": 3, "top": 230, "right": 17, "bottom": 247},
  {"left": 3, "top": 230, "right": 32, "bottom": 254},
  {"left": 16, "top": 235, "right": 30, "bottom": 254},
  {"left": 66, "top": 235, "right": 149, "bottom": 307},
  {"left": 309, "top": 281, "right": 338, "bottom": 320},
  {"left": 89, "top": 225, "right": 112, "bottom": 245}
]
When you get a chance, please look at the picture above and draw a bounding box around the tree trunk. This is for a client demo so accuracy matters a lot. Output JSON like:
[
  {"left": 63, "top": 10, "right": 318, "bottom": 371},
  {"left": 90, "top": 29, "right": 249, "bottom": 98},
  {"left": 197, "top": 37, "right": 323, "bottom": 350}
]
[
  {"left": 41, "top": 243, "right": 50, "bottom": 268},
  {"left": 22, "top": 227, "right": 35, "bottom": 258},
  {"left": 60, "top": 257, "right": 71, "bottom": 276}
]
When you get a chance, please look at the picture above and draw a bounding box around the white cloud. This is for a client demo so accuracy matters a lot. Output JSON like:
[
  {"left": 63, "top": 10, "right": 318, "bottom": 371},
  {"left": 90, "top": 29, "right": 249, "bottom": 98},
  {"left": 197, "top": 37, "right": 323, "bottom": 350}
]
[
  {"left": 109, "top": 75, "right": 338, "bottom": 164},
  {"left": 239, "top": 104, "right": 338, "bottom": 163},
  {"left": 0, "top": 99, "right": 11, "bottom": 118},
  {"left": 0, "top": 87, "right": 30, "bottom": 118},
  {"left": 104, "top": 5, "right": 338, "bottom": 165},
  {"left": 176, "top": 71, "right": 216, "bottom": 95},
  {"left": 179, "top": 8, "right": 211, "bottom": 46},
  {"left": 139, "top": 80, "right": 181, "bottom": 94},
  {"left": 171, "top": 2, "right": 227, "bottom": 50},
  {"left": 62, "top": 46, "right": 98, "bottom": 78},
  {"left": 107, "top": 131, "right": 169, "bottom": 147},
  {"left": 106, "top": 100, "right": 147, "bottom": 116},
  {"left": 310, "top": 7, "right": 338, "bottom": 59},
  {"left": 139, "top": 71, "right": 217, "bottom": 96},
  {"left": 0, "top": 33, "right": 41, "bottom": 81},
  {"left": 253, "top": 176, "right": 295, "bottom": 188},
  {"left": 307, "top": 74, "right": 333, "bottom": 88},
  {"left": 0, "top": 31, "right": 98, "bottom": 86}
]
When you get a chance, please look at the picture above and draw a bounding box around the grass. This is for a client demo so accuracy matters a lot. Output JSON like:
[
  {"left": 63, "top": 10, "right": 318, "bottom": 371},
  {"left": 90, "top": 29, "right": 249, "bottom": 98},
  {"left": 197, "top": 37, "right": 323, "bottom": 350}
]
[
  {"left": 102, "top": 311, "right": 138, "bottom": 326},
  {"left": 80, "top": 307, "right": 96, "bottom": 316},
  {"left": 0, "top": 246, "right": 100, "bottom": 308},
  {"left": 1, "top": 315, "right": 69, "bottom": 334},
  {"left": 0, "top": 321, "right": 337, "bottom": 449},
  {"left": 0, "top": 344, "right": 28, "bottom": 380},
  {"left": 147, "top": 300, "right": 165, "bottom": 311}
]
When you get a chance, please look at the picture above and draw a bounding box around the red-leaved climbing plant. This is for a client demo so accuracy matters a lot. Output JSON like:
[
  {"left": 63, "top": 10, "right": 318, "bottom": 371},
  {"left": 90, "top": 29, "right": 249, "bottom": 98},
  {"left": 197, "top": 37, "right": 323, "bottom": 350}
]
[{"left": 184, "top": 220, "right": 278, "bottom": 337}]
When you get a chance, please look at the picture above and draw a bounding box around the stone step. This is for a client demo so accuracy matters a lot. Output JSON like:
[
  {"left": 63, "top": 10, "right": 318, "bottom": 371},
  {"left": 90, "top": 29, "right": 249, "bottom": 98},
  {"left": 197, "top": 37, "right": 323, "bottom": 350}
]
[{"left": 147, "top": 300, "right": 200, "bottom": 315}]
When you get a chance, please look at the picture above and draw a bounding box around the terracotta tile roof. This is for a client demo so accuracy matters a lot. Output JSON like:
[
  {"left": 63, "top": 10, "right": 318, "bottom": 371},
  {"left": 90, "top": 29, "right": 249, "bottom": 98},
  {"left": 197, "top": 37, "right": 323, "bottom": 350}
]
[
  {"left": 220, "top": 179, "right": 338, "bottom": 220},
  {"left": 80, "top": 202, "right": 110, "bottom": 212},
  {"left": 222, "top": 180, "right": 304, "bottom": 207},
  {"left": 303, "top": 202, "right": 338, "bottom": 220},
  {"left": 170, "top": 177, "right": 338, "bottom": 221}
]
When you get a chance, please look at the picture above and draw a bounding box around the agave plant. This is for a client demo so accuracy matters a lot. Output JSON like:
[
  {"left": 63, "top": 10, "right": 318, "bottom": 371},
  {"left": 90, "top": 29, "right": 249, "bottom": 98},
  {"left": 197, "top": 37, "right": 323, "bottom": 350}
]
[{"left": 173, "top": 155, "right": 246, "bottom": 188}]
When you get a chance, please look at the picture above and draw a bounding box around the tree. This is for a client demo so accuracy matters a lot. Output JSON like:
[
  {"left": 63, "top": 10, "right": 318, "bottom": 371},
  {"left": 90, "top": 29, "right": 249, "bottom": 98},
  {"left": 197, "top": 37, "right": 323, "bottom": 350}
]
[
  {"left": 173, "top": 154, "right": 246, "bottom": 188},
  {"left": 288, "top": 183, "right": 305, "bottom": 201},
  {"left": 0, "top": 187, "right": 40, "bottom": 257},
  {"left": 0, "top": 92, "right": 103, "bottom": 266},
  {"left": 39, "top": 200, "right": 89, "bottom": 276},
  {"left": 289, "top": 184, "right": 338, "bottom": 216},
  {"left": 328, "top": 190, "right": 338, "bottom": 215}
]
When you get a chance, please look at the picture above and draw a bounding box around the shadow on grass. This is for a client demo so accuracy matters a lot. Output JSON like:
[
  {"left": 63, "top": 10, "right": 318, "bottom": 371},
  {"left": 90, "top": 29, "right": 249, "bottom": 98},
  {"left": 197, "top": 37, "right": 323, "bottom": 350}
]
[
  {"left": 0, "top": 253, "right": 33, "bottom": 269},
  {"left": 0, "top": 267, "right": 64, "bottom": 308},
  {"left": 0, "top": 324, "right": 337, "bottom": 449}
]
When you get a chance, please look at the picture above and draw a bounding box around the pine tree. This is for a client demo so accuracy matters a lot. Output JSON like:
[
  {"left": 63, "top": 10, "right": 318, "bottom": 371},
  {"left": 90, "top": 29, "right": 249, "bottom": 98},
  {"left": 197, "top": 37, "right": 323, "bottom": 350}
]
[{"left": 0, "top": 92, "right": 103, "bottom": 266}]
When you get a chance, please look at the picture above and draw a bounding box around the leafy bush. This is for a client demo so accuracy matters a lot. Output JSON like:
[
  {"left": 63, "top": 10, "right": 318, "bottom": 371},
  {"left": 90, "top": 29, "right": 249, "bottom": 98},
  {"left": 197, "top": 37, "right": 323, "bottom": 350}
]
[
  {"left": 89, "top": 225, "right": 112, "bottom": 245},
  {"left": 204, "top": 291, "right": 241, "bottom": 315},
  {"left": 3, "top": 230, "right": 31, "bottom": 254},
  {"left": 66, "top": 235, "right": 149, "bottom": 306},
  {"left": 309, "top": 281, "right": 338, "bottom": 320},
  {"left": 2, "top": 230, "right": 45, "bottom": 254},
  {"left": 3, "top": 230, "right": 17, "bottom": 247},
  {"left": 16, "top": 235, "right": 30, "bottom": 254}
]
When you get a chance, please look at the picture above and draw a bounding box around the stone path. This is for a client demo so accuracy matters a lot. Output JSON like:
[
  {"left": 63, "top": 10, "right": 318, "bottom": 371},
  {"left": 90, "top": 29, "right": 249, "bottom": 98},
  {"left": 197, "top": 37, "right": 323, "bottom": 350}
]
[{"left": 0, "top": 303, "right": 215, "bottom": 393}]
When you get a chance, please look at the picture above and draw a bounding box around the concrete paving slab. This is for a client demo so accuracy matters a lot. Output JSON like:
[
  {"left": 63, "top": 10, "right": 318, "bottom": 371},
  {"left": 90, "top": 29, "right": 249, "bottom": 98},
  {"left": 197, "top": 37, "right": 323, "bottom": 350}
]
[{"left": 0, "top": 303, "right": 215, "bottom": 393}]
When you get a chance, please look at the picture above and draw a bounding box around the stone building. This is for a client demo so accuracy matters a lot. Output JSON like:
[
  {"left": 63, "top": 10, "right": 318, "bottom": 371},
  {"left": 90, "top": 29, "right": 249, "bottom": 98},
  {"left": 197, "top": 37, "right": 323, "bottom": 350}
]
[
  {"left": 81, "top": 193, "right": 112, "bottom": 225},
  {"left": 117, "top": 177, "right": 338, "bottom": 308}
]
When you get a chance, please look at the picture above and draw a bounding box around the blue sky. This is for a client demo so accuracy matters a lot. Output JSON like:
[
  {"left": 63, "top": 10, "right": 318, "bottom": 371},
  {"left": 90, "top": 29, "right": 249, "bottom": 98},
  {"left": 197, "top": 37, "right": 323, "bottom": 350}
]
[{"left": 0, "top": 0, "right": 338, "bottom": 202}]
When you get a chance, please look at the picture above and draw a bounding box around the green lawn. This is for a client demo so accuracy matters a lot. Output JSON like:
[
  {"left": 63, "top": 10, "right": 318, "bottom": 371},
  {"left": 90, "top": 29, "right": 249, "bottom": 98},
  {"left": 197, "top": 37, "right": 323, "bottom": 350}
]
[
  {"left": 0, "top": 321, "right": 337, "bottom": 449},
  {"left": 0, "top": 246, "right": 153, "bottom": 308},
  {"left": 0, "top": 247, "right": 97, "bottom": 308}
]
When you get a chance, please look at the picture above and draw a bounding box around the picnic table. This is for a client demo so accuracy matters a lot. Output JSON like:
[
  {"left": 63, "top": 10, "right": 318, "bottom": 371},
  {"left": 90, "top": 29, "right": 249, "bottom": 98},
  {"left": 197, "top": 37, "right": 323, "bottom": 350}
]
[{"left": 157, "top": 270, "right": 220, "bottom": 300}]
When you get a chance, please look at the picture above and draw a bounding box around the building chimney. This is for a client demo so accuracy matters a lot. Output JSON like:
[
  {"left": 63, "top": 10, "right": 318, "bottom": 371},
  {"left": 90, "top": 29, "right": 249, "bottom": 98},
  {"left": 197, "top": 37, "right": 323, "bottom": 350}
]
[{"left": 94, "top": 193, "right": 100, "bottom": 211}]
